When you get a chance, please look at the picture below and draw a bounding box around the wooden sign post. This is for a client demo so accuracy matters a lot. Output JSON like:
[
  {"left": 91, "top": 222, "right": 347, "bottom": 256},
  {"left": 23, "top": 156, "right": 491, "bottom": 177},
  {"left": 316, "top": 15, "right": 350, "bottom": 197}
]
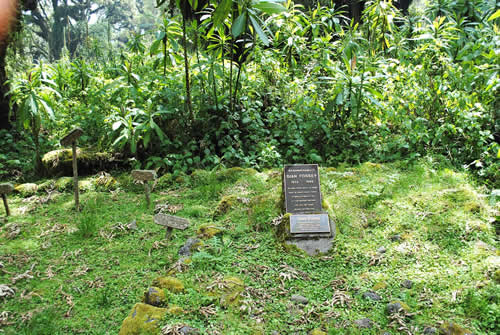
[
  {"left": 154, "top": 213, "right": 189, "bottom": 239},
  {"left": 60, "top": 128, "right": 84, "bottom": 211},
  {"left": 0, "top": 183, "right": 14, "bottom": 217},
  {"left": 131, "top": 170, "right": 156, "bottom": 208}
]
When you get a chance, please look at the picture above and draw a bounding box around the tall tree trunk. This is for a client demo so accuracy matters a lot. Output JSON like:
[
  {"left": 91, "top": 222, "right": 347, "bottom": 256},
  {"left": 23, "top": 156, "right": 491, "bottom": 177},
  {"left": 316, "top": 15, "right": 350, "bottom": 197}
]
[{"left": 182, "top": 15, "right": 193, "bottom": 121}]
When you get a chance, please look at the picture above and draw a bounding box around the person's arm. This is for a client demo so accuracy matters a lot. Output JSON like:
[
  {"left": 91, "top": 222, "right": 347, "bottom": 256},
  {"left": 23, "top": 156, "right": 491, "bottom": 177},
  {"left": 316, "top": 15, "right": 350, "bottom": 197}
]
[{"left": 0, "top": 0, "right": 18, "bottom": 43}]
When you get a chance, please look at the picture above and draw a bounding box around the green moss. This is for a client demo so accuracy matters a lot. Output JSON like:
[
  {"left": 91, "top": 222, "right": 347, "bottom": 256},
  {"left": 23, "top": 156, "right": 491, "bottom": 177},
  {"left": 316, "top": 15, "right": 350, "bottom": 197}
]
[
  {"left": 249, "top": 194, "right": 280, "bottom": 231},
  {"left": 207, "top": 276, "right": 245, "bottom": 308},
  {"left": 166, "top": 305, "right": 184, "bottom": 315},
  {"left": 214, "top": 194, "right": 238, "bottom": 217},
  {"left": 439, "top": 322, "right": 473, "bottom": 335},
  {"left": 275, "top": 213, "right": 291, "bottom": 241},
  {"left": 94, "top": 175, "right": 117, "bottom": 191},
  {"left": 310, "top": 329, "right": 327, "bottom": 335},
  {"left": 216, "top": 167, "right": 257, "bottom": 183},
  {"left": 79, "top": 180, "right": 94, "bottom": 192},
  {"left": 142, "top": 287, "right": 166, "bottom": 307},
  {"left": 196, "top": 224, "right": 222, "bottom": 239},
  {"left": 118, "top": 303, "right": 166, "bottom": 335},
  {"left": 189, "top": 169, "right": 212, "bottom": 186},
  {"left": 14, "top": 183, "right": 38, "bottom": 196},
  {"left": 372, "top": 282, "right": 387, "bottom": 290},
  {"left": 55, "top": 177, "right": 73, "bottom": 192},
  {"left": 38, "top": 180, "right": 55, "bottom": 192},
  {"left": 42, "top": 149, "right": 113, "bottom": 176},
  {"left": 152, "top": 277, "right": 184, "bottom": 293},
  {"left": 156, "top": 173, "right": 173, "bottom": 189}
]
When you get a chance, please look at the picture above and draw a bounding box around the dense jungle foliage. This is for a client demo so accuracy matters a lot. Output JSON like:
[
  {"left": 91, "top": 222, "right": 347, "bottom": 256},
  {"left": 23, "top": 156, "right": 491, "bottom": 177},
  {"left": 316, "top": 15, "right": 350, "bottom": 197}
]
[{"left": 1, "top": 0, "right": 499, "bottom": 187}]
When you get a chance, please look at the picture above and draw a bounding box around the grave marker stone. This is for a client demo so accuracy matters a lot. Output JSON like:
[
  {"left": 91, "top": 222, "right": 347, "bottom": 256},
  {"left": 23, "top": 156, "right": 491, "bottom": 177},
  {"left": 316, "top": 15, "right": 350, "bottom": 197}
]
[
  {"left": 131, "top": 170, "right": 156, "bottom": 208},
  {"left": 60, "top": 128, "right": 83, "bottom": 211},
  {"left": 281, "top": 164, "right": 335, "bottom": 255},
  {"left": 154, "top": 213, "right": 189, "bottom": 239},
  {"left": 0, "top": 183, "right": 14, "bottom": 217}
]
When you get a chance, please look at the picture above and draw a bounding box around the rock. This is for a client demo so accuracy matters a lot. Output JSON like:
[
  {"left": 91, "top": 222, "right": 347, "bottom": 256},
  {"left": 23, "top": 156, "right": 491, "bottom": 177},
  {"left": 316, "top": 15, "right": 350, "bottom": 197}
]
[
  {"left": 386, "top": 302, "right": 405, "bottom": 314},
  {"left": 310, "top": 329, "right": 327, "bottom": 335},
  {"left": 179, "top": 325, "right": 200, "bottom": 334},
  {"left": 439, "top": 322, "right": 474, "bottom": 335},
  {"left": 167, "top": 305, "right": 184, "bottom": 315},
  {"left": 126, "top": 220, "right": 138, "bottom": 231},
  {"left": 55, "top": 177, "right": 73, "bottom": 192},
  {"left": 271, "top": 331, "right": 279, "bottom": 335},
  {"left": 152, "top": 277, "right": 184, "bottom": 293},
  {"left": 354, "top": 318, "right": 373, "bottom": 328},
  {"left": 118, "top": 303, "right": 167, "bottom": 335},
  {"left": 372, "top": 281, "right": 387, "bottom": 290},
  {"left": 42, "top": 149, "right": 114, "bottom": 176},
  {"left": 0, "top": 284, "right": 15, "bottom": 299},
  {"left": 196, "top": 225, "right": 222, "bottom": 239},
  {"left": 218, "top": 277, "right": 245, "bottom": 308},
  {"left": 363, "top": 291, "right": 382, "bottom": 301},
  {"left": 213, "top": 195, "right": 238, "bottom": 217},
  {"left": 14, "top": 183, "right": 38, "bottom": 196},
  {"left": 179, "top": 238, "right": 202, "bottom": 256},
  {"left": 390, "top": 234, "right": 402, "bottom": 242},
  {"left": 402, "top": 279, "right": 413, "bottom": 289},
  {"left": 423, "top": 326, "right": 437, "bottom": 334},
  {"left": 94, "top": 173, "right": 117, "bottom": 191},
  {"left": 377, "top": 246, "right": 387, "bottom": 254},
  {"left": 290, "top": 294, "right": 309, "bottom": 304},
  {"left": 142, "top": 287, "right": 166, "bottom": 307}
]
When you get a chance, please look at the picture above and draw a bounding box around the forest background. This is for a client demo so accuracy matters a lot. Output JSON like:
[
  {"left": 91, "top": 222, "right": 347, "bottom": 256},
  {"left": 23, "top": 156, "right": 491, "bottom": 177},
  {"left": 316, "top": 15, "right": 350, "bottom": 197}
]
[{"left": 0, "top": 0, "right": 498, "bottom": 188}]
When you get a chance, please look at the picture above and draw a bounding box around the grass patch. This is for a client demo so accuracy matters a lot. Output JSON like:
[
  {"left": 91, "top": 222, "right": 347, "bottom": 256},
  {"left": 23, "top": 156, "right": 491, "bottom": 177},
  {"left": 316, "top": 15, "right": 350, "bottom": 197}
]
[{"left": 0, "top": 161, "right": 498, "bottom": 334}]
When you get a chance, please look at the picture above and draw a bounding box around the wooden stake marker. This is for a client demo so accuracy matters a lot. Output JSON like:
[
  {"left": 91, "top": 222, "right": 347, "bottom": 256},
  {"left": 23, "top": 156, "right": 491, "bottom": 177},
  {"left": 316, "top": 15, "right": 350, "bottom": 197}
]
[
  {"left": 154, "top": 213, "right": 189, "bottom": 239},
  {"left": 0, "top": 183, "right": 14, "bottom": 217},
  {"left": 131, "top": 170, "right": 156, "bottom": 208},
  {"left": 60, "top": 128, "right": 84, "bottom": 211}
]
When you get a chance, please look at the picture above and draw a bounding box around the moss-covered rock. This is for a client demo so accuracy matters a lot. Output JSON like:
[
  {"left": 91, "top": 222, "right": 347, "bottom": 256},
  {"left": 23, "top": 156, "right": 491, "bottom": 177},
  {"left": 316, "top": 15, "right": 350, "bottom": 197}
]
[
  {"left": 14, "top": 183, "right": 38, "bottom": 196},
  {"left": 94, "top": 174, "right": 117, "bottom": 191},
  {"left": 79, "top": 180, "right": 94, "bottom": 192},
  {"left": 310, "top": 329, "right": 327, "bottom": 335},
  {"left": 152, "top": 277, "right": 184, "bottom": 293},
  {"left": 207, "top": 276, "right": 245, "bottom": 308},
  {"left": 196, "top": 224, "right": 222, "bottom": 239},
  {"left": 214, "top": 195, "right": 238, "bottom": 217},
  {"left": 166, "top": 305, "right": 184, "bottom": 315},
  {"left": 249, "top": 194, "right": 280, "bottom": 231},
  {"left": 216, "top": 167, "right": 257, "bottom": 183},
  {"left": 372, "top": 281, "right": 387, "bottom": 291},
  {"left": 42, "top": 149, "right": 114, "bottom": 177},
  {"left": 439, "top": 322, "right": 474, "bottom": 335},
  {"left": 55, "top": 177, "right": 73, "bottom": 192},
  {"left": 38, "top": 180, "right": 55, "bottom": 192},
  {"left": 142, "top": 287, "right": 166, "bottom": 307},
  {"left": 275, "top": 213, "right": 291, "bottom": 241},
  {"left": 189, "top": 169, "right": 213, "bottom": 186},
  {"left": 118, "top": 303, "right": 166, "bottom": 335}
]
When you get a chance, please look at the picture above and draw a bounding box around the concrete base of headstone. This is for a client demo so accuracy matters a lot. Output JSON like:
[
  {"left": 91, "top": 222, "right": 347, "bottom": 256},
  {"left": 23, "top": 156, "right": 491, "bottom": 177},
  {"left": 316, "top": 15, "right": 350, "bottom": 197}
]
[{"left": 285, "top": 236, "right": 335, "bottom": 256}]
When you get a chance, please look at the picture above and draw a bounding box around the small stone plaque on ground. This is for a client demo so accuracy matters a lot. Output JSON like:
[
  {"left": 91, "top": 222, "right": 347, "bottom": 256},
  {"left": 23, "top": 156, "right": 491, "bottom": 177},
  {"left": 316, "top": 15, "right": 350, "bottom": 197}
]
[
  {"left": 154, "top": 214, "right": 189, "bottom": 230},
  {"left": 284, "top": 164, "right": 322, "bottom": 213},
  {"left": 132, "top": 170, "right": 157, "bottom": 181},
  {"left": 290, "top": 213, "right": 330, "bottom": 234}
]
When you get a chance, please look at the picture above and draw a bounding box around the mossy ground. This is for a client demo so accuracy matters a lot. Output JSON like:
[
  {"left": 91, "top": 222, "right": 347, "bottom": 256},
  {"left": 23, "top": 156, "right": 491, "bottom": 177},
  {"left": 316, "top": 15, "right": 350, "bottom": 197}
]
[{"left": 0, "top": 159, "right": 498, "bottom": 334}]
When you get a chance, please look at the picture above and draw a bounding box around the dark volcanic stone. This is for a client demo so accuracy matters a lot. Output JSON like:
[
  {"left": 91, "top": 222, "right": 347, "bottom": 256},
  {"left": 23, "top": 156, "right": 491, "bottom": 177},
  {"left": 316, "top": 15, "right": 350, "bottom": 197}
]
[
  {"left": 377, "top": 246, "right": 387, "bottom": 254},
  {"left": 363, "top": 291, "right": 382, "bottom": 301},
  {"left": 386, "top": 302, "right": 403, "bottom": 314},
  {"left": 423, "top": 326, "right": 437, "bottom": 334},
  {"left": 290, "top": 294, "right": 309, "bottom": 304},
  {"left": 390, "top": 234, "right": 401, "bottom": 242},
  {"left": 402, "top": 279, "right": 413, "bottom": 289},
  {"left": 354, "top": 318, "right": 373, "bottom": 329},
  {"left": 179, "top": 238, "right": 201, "bottom": 256}
]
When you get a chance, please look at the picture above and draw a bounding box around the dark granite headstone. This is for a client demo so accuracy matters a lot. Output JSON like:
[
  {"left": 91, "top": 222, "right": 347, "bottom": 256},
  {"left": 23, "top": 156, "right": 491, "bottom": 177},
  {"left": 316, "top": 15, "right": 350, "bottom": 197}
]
[
  {"left": 281, "top": 165, "right": 335, "bottom": 255},
  {"left": 283, "top": 164, "right": 322, "bottom": 213}
]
